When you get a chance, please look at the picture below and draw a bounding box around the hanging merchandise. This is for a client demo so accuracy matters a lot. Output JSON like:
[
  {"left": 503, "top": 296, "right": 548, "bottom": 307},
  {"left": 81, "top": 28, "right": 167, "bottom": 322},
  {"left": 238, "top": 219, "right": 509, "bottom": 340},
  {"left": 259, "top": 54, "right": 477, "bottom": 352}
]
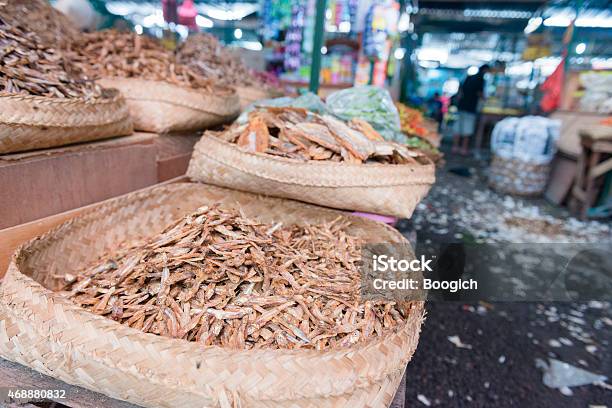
[
  {"left": 284, "top": 2, "right": 305, "bottom": 71},
  {"left": 162, "top": 0, "right": 177, "bottom": 24},
  {"left": 177, "top": 0, "right": 197, "bottom": 28}
]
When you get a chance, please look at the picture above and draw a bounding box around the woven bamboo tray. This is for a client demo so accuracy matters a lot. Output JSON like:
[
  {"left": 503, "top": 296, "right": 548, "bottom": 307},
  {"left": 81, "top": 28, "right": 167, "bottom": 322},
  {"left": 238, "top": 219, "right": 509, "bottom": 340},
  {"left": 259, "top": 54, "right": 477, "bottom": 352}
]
[
  {"left": 187, "top": 135, "right": 436, "bottom": 218},
  {"left": 0, "top": 90, "right": 133, "bottom": 154},
  {"left": 97, "top": 78, "right": 240, "bottom": 134},
  {"left": 236, "top": 85, "right": 281, "bottom": 111},
  {"left": 0, "top": 182, "right": 424, "bottom": 408},
  {"left": 489, "top": 154, "right": 551, "bottom": 197}
]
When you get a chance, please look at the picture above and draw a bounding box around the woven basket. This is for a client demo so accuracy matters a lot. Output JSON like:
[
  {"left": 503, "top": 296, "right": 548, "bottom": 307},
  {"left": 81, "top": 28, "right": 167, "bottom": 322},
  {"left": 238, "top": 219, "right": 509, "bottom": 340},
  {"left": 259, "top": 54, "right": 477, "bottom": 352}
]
[
  {"left": 489, "top": 154, "right": 551, "bottom": 196},
  {"left": 97, "top": 78, "right": 240, "bottom": 134},
  {"left": 0, "top": 90, "right": 133, "bottom": 154},
  {"left": 0, "top": 182, "right": 424, "bottom": 408},
  {"left": 236, "top": 85, "right": 280, "bottom": 111},
  {"left": 187, "top": 135, "right": 436, "bottom": 218}
]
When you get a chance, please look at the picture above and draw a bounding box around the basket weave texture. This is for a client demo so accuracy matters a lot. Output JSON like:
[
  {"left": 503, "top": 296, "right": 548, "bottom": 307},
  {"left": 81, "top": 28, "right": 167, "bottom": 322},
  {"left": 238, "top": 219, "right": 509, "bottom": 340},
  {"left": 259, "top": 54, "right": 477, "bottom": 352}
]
[
  {"left": 489, "top": 154, "right": 550, "bottom": 196},
  {"left": 0, "top": 91, "right": 133, "bottom": 154},
  {"left": 0, "top": 183, "right": 424, "bottom": 408},
  {"left": 187, "top": 135, "right": 436, "bottom": 218},
  {"left": 98, "top": 78, "right": 240, "bottom": 133},
  {"left": 236, "top": 85, "right": 281, "bottom": 111}
]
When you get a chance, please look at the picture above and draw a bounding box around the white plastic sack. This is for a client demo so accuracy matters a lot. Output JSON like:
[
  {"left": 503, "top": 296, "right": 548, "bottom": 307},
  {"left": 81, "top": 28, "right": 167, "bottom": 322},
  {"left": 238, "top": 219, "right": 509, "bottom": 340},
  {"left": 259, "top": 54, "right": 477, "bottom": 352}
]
[{"left": 491, "top": 116, "right": 560, "bottom": 165}]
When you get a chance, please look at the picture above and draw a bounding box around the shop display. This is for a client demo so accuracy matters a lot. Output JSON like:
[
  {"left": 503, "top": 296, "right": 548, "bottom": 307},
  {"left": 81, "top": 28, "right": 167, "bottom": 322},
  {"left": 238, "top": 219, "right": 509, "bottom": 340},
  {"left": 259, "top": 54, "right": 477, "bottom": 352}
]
[
  {"left": 578, "top": 71, "right": 612, "bottom": 114},
  {"left": 0, "top": 183, "right": 424, "bottom": 408},
  {"left": 64, "top": 204, "right": 407, "bottom": 350},
  {"left": 396, "top": 103, "right": 442, "bottom": 161},
  {"left": 0, "top": 21, "right": 132, "bottom": 154},
  {"left": 68, "top": 30, "right": 239, "bottom": 133}
]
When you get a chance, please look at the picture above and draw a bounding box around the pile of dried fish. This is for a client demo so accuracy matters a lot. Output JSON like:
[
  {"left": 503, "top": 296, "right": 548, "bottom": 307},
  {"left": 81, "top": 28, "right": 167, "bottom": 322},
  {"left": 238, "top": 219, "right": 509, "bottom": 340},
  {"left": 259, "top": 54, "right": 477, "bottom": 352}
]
[
  {"left": 216, "top": 107, "right": 430, "bottom": 164},
  {"left": 0, "top": 19, "right": 103, "bottom": 99},
  {"left": 0, "top": 0, "right": 79, "bottom": 47},
  {"left": 177, "top": 33, "right": 263, "bottom": 88},
  {"left": 69, "top": 30, "right": 220, "bottom": 92},
  {"left": 62, "top": 205, "right": 408, "bottom": 350}
]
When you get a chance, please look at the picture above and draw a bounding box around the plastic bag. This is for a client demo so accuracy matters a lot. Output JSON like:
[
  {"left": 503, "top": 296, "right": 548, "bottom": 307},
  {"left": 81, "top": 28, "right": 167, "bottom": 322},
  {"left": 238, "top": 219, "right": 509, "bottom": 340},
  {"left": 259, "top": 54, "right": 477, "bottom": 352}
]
[
  {"left": 491, "top": 116, "right": 560, "bottom": 165},
  {"left": 326, "top": 86, "right": 404, "bottom": 142},
  {"left": 237, "top": 92, "right": 327, "bottom": 124}
]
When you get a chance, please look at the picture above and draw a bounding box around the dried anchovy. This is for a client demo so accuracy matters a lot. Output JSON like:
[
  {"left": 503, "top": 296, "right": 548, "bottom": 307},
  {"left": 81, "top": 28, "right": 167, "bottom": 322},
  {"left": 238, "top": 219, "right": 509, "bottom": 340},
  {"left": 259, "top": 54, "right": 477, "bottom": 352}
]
[
  {"left": 68, "top": 30, "right": 228, "bottom": 94},
  {"left": 0, "top": 0, "right": 79, "bottom": 47},
  {"left": 62, "top": 205, "right": 408, "bottom": 350},
  {"left": 216, "top": 107, "right": 431, "bottom": 165},
  {"left": 0, "top": 19, "right": 103, "bottom": 99},
  {"left": 177, "top": 33, "right": 263, "bottom": 88}
]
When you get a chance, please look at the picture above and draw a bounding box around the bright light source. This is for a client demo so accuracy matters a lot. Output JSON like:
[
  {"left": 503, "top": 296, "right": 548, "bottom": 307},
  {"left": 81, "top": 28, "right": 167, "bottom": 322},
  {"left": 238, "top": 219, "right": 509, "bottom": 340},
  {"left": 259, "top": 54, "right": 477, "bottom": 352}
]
[
  {"left": 398, "top": 13, "right": 410, "bottom": 32},
  {"left": 575, "top": 43, "right": 586, "bottom": 55},
  {"left": 416, "top": 47, "right": 449, "bottom": 63},
  {"left": 524, "top": 16, "right": 542, "bottom": 34},
  {"left": 321, "top": 46, "right": 328, "bottom": 55},
  {"left": 394, "top": 48, "right": 406, "bottom": 60},
  {"left": 142, "top": 12, "right": 164, "bottom": 28},
  {"left": 237, "top": 41, "right": 263, "bottom": 51},
  {"left": 196, "top": 15, "right": 214, "bottom": 28},
  {"left": 134, "top": 24, "right": 143, "bottom": 34},
  {"left": 338, "top": 21, "right": 351, "bottom": 32},
  {"left": 234, "top": 28, "right": 242, "bottom": 39},
  {"left": 467, "top": 66, "right": 479, "bottom": 76}
]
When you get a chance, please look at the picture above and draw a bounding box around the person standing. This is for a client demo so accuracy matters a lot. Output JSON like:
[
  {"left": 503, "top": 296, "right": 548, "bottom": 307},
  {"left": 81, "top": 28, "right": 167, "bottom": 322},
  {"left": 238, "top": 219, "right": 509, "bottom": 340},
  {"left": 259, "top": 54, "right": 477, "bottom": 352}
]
[{"left": 452, "top": 64, "right": 490, "bottom": 155}]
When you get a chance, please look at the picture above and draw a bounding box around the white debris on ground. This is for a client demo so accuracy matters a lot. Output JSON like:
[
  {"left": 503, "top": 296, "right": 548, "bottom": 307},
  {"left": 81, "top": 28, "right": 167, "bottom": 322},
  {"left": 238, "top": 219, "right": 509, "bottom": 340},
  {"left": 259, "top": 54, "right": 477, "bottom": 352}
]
[
  {"left": 447, "top": 335, "right": 472, "bottom": 349},
  {"left": 413, "top": 184, "right": 611, "bottom": 243},
  {"left": 417, "top": 394, "right": 432, "bottom": 406},
  {"left": 535, "top": 358, "right": 609, "bottom": 395}
]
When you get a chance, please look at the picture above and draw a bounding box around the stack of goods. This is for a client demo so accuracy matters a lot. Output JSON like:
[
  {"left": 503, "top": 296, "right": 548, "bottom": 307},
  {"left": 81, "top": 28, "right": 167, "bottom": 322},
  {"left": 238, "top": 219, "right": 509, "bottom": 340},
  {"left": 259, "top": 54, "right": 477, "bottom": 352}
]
[
  {"left": 63, "top": 204, "right": 408, "bottom": 350},
  {"left": 177, "top": 33, "right": 281, "bottom": 109},
  {"left": 68, "top": 30, "right": 239, "bottom": 133},
  {"left": 0, "top": 183, "right": 424, "bottom": 407},
  {"left": 579, "top": 71, "right": 612, "bottom": 114},
  {"left": 490, "top": 116, "right": 560, "bottom": 196},
  {"left": 396, "top": 103, "right": 442, "bottom": 161},
  {"left": 188, "top": 107, "right": 435, "bottom": 217},
  {"left": 0, "top": 0, "right": 78, "bottom": 47},
  {"left": 0, "top": 20, "right": 132, "bottom": 154}
]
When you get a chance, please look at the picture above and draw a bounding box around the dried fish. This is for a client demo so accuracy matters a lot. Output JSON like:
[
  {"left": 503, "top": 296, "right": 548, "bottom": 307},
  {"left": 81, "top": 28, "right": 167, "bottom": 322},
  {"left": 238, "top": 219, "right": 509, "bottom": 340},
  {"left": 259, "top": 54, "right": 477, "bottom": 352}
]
[
  {"left": 67, "top": 30, "right": 228, "bottom": 94},
  {"left": 0, "top": 19, "right": 104, "bottom": 99},
  {"left": 64, "top": 205, "right": 409, "bottom": 350},
  {"left": 217, "top": 107, "right": 430, "bottom": 165}
]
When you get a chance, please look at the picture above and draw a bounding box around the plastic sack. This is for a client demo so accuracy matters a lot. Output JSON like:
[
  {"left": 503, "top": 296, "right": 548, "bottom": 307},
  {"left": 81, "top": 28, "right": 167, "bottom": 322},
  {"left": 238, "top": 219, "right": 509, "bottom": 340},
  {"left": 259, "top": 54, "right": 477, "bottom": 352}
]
[
  {"left": 237, "top": 92, "right": 327, "bottom": 124},
  {"left": 491, "top": 116, "right": 560, "bottom": 165},
  {"left": 326, "top": 86, "right": 403, "bottom": 142}
]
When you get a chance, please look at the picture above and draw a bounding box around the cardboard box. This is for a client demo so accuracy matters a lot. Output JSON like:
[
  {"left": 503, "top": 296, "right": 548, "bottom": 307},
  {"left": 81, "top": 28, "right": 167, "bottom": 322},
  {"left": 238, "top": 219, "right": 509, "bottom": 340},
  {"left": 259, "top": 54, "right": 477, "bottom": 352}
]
[
  {"left": 154, "top": 134, "right": 200, "bottom": 182},
  {"left": 0, "top": 134, "right": 158, "bottom": 229}
]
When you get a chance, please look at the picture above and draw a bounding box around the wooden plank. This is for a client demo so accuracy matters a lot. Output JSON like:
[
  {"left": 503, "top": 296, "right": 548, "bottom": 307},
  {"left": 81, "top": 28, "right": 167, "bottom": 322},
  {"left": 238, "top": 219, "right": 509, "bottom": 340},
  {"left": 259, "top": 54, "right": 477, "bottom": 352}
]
[
  {"left": 0, "top": 176, "right": 189, "bottom": 278},
  {"left": 0, "top": 358, "right": 140, "bottom": 408}
]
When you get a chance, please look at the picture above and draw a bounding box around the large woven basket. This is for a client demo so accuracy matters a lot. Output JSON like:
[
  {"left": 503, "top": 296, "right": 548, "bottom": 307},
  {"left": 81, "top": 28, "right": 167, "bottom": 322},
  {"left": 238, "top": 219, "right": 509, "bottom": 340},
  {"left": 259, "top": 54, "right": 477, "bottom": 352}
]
[
  {"left": 489, "top": 154, "right": 551, "bottom": 196},
  {"left": 236, "top": 85, "right": 282, "bottom": 111},
  {"left": 0, "top": 182, "right": 424, "bottom": 408},
  {"left": 98, "top": 78, "right": 240, "bottom": 133},
  {"left": 0, "top": 90, "right": 133, "bottom": 154},
  {"left": 187, "top": 135, "right": 436, "bottom": 218}
]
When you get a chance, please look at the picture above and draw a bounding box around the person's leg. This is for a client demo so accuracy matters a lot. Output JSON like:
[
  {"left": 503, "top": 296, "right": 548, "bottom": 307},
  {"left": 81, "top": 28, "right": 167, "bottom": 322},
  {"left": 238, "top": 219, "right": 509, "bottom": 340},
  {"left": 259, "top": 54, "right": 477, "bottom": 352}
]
[
  {"left": 452, "top": 135, "right": 461, "bottom": 153},
  {"left": 460, "top": 135, "right": 470, "bottom": 155}
]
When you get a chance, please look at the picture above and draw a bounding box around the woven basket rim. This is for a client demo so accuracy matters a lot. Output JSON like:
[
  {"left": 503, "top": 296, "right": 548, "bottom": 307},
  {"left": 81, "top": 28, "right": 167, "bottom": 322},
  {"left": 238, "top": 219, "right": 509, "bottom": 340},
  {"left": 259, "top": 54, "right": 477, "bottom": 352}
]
[
  {"left": 101, "top": 77, "right": 236, "bottom": 98},
  {"left": 8, "top": 182, "right": 420, "bottom": 359}
]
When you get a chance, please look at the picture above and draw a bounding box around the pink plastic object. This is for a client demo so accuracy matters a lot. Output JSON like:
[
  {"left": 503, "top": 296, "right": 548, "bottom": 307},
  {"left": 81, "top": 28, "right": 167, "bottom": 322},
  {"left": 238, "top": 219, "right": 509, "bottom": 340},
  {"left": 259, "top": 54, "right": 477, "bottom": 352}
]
[
  {"left": 178, "top": 0, "right": 197, "bottom": 28},
  {"left": 352, "top": 212, "right": 398, "bottom": 226}
]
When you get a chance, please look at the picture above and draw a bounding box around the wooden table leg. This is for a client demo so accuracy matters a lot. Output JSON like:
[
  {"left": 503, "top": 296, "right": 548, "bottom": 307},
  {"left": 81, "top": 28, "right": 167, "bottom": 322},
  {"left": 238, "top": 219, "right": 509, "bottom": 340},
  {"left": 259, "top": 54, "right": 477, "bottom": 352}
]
[{"left": 582, "top": 150, "right": 601, "bottom": 219}]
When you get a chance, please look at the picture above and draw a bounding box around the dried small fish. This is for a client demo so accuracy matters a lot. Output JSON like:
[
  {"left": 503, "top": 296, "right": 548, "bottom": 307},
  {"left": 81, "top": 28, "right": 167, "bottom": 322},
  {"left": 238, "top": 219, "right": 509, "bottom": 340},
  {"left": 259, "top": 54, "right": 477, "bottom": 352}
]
[
  {"left": 0, "top": 19, "right": 104, "bottom": 99},
  {"left": 64, "top": 205, "right": 410, "bottom": 350}
]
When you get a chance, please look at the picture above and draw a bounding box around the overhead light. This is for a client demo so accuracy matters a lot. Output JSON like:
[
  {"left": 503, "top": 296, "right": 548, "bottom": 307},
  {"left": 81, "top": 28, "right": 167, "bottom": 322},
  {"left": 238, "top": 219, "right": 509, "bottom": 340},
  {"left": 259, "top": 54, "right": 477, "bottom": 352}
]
[
  {"left": 321, "top": 46, "right": 328, "bottom": 55},
  {"left": 236, "top": 41, "right": 263, "bottom": 51},
  {"left": 524, "top": 16, "right": 543, "bottom": 34},
  {"left": 234, "top": 28, "right": 243, "bottom": 39},
  {"left": 134, "top": 24, "right": 143, "bottom": 35},
  {"left": 416, "top": 47, "right": 449, "bottom": 64},
  {"left": 196, "top": 15, "right": 214, "bottom": 28},
  {"left": 575, "top": 43, "right": 586, "bottom": 55},
  {"left": 338, "top": 21, "right": 351, "bottom": 33},
  {"left": 544, "top": 13, "right": 612, "bottom": 28},
  {"left": 394, "top": 48, "right": 406, "bottom": 60},
  {"left": 467, "top": 66, "right": 479, "bottom": 75},
  {"left": 419, "top": 60, "right": 439, "bottom": 69},
  {"left": 398, "top": 13, "right": 410, "bottom": 32}
]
